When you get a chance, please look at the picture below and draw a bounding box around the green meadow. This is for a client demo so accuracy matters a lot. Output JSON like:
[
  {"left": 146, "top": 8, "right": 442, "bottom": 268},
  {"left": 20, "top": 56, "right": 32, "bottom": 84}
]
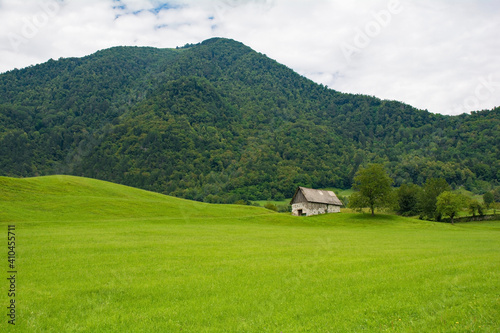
[{"left": 1, "top": 176, "right": 499, "bottom": 332}]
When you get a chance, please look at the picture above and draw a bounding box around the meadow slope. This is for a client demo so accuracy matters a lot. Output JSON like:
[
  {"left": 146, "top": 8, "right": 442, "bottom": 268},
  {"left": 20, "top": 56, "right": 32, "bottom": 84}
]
[{"left": 1, "top": 176, "right": 499, "bottom": 332}]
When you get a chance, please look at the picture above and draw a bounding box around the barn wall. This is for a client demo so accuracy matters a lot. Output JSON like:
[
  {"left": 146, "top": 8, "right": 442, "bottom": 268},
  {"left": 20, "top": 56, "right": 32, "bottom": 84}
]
[
  {"left": 327, "top": 205, "right": 341, "bottom": 213},
  {"left": 292, "top": 202, "right": 340, "bottom": 216}
]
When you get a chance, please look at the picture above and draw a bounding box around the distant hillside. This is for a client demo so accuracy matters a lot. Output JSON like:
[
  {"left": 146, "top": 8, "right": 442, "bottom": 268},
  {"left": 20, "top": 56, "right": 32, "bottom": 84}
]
[{"left": 0, "top": 38, "right": 498, "bottom": 202}]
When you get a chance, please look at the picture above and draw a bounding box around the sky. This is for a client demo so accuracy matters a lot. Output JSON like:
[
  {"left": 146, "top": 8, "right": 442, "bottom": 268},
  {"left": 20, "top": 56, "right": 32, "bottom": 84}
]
[{"left": 0, "top": 0, "right": 499, "bottom": 115}]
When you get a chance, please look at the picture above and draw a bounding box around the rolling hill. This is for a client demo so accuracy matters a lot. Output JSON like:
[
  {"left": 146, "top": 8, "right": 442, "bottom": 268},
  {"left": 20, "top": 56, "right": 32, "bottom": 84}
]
[
  {"left": 0, "top": 175, "right": 270, "bottom": 223},
  {"left": 0, "top": 38, "right": 499, "bottom": 202}
]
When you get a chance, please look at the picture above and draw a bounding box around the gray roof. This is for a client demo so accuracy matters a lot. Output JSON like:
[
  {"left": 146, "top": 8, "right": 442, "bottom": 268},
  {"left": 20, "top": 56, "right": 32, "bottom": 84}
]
[{"left": 291, "top": 186, "right": 343, "bottom": 206}]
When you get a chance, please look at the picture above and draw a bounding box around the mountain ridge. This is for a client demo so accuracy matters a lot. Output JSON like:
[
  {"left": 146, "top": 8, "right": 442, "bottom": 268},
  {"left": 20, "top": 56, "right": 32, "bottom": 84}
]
[{"left": 0, "top": 38, "right": 498, "bottom": 202}]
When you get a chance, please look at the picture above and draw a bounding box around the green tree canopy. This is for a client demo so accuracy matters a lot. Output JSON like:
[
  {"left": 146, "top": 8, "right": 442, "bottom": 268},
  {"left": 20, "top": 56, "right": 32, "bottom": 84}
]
[
  {"left": 468, "top": 199, "right": 484, "bottom": 217},
  {"left": 493, "top": 188, "right": 500, "bottom": 202},
  {"left": 350, "top": 164, "right": 393, "bottom": 216},
  {"left": 483, "top": 191, "right": 494, "bottom": 209},
  {"left": 395, "top": 183, "right": 422, "bottom": 216},
  {"left": 419, "top": 178, "right": 451, "bottom": 220},
  {"left": 436, "top": 191, "right": 465, "bottom": 224}
]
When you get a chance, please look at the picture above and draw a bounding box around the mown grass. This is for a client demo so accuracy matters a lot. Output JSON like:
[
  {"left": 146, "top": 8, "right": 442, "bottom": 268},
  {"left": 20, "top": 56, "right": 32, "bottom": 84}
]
[{"left": 1, "top": 176, "right": 499, "bottom": 332}]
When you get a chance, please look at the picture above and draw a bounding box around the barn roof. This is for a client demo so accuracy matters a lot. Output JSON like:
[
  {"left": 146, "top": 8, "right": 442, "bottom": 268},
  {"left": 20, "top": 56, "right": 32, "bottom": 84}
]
[{"left": 290, "top": 187, "right": 343, "bottom": 206}]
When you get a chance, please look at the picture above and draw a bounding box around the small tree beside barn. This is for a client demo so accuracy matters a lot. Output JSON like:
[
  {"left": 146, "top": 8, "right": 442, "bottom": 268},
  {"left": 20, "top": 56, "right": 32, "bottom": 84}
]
[{"left": 290, "top": 187, "right": 342, "bottom": 216}]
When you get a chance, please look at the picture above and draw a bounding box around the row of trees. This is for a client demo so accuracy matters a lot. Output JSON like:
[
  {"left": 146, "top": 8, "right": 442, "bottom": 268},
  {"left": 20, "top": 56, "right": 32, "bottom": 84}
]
[{"left": 349, "top": 164, "right": 499, "bottom": 222}]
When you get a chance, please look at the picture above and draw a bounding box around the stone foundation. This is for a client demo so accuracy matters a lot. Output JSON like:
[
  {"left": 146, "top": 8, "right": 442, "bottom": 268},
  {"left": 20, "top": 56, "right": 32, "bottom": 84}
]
[{"left": 291, "top": 202, "right": 340, "bottom": 216}]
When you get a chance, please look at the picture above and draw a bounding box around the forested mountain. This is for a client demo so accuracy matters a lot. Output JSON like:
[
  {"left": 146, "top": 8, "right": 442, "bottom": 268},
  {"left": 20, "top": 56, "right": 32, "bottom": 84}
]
[{"left": 0, "top": 38, "right": 498, "bottom": 202}]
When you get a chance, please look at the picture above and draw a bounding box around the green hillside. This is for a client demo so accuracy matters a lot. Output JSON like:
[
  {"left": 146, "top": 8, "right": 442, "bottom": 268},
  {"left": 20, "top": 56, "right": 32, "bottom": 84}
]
[
  {"left": 1, "top": 176, "right": 499, "bottom": 332},
  {"left": 0, "top": 175, "right": 271, "bottom": 223},
  {"left": 0, "top": 38, "right": 499, "bottom": 202}
]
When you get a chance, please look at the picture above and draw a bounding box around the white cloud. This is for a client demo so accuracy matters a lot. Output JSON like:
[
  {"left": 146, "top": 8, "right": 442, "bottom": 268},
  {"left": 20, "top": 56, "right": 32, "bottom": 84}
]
[{"left": 0, "top": 0, "right": 498, "bottom": 115}]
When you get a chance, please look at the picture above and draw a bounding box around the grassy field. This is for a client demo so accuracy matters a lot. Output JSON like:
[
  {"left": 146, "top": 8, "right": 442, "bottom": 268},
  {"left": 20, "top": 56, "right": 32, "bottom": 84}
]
[{"left": 1, "top": 176, "right": 499, "bottom": 332}]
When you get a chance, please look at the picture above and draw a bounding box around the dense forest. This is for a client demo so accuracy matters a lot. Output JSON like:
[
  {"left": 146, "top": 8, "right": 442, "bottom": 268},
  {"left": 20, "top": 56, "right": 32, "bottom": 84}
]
[{"left": 0, "top": 38, "right": 498, "bottom": 202}]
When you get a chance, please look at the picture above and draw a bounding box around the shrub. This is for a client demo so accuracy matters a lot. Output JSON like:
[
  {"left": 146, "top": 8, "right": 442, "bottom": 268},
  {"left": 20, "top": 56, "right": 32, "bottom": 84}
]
[{"left": 264, "top": 203, "right": 278, "bottom": 211}]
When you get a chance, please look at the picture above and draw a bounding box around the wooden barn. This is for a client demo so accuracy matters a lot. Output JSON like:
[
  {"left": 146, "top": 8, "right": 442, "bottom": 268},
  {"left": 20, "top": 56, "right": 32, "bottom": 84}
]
[{"left": 290, "top": 187, "right": 342, "bottom": 216}]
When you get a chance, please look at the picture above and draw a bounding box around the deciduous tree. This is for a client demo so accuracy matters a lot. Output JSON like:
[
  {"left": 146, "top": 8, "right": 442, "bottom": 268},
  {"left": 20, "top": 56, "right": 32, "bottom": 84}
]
[
  {"left": 483, "top": 191, "right": 494, "bottom": 209},
  {"left": 350, "top": 164, "right": 393, "bottom": 216},
  {"left": 395, "top": 183, "right": 422, "bottom": 216},
  {"left": 436, "top": 191, "right": 465, "bottom": 224},
  {"left": 419, "top": 178, "right": 450, "bottom": 220},
  {"left": 468, "top": 199, "right": 484, "bottom": 217}
]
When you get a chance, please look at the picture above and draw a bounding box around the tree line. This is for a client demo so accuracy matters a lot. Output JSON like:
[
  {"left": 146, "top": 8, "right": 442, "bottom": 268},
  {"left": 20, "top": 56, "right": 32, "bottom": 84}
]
[{"left": 349, "top": 164, "right": 500, "bottom": 223}]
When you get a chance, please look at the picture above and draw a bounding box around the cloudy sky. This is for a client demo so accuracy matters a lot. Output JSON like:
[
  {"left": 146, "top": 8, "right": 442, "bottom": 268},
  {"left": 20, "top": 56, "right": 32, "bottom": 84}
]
[{"left": 1, "top": 0, "right": 499, "bottom": 115}]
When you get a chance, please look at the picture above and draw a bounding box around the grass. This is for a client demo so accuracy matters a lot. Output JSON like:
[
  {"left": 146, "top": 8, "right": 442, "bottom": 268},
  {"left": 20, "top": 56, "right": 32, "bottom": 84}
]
[
  {"left": 253, "top": 199, "right": 290, "bottom": 207},
  {"left": 1, "top": 176, "right": 499, "bottom": 332}
]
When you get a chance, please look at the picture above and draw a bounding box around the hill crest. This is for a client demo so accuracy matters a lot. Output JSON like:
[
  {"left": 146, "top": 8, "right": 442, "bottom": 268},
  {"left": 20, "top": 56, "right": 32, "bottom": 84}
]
[{"left": 0, "top": 175, "right": 271, "bottom": 223}]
